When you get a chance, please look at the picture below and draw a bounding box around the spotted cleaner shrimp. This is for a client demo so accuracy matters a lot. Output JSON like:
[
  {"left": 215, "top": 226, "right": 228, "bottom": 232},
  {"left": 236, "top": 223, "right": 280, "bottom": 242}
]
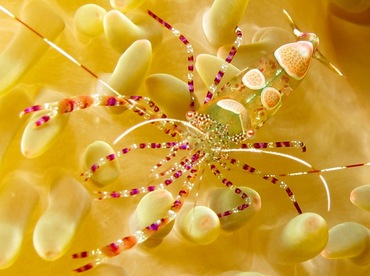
[{"left": 1, "top": 3, "right": 370, "bottom": 273}]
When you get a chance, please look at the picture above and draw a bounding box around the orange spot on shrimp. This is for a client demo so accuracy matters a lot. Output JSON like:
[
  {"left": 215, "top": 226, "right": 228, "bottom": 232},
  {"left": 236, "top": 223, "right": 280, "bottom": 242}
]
[
  {"left": 242, "top": 68, "right": 266, "bottom": 90},
  {"left": 274, "top": 41, "right": 313, "bottom": 80},
  {"left": 261, "top": 87, "right": 281, "bottom": 110}
]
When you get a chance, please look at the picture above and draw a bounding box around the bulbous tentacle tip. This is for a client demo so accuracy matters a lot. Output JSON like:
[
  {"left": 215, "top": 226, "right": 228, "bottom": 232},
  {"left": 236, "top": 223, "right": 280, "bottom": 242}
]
[
  {"left": 74, "top": 4, "right": 107, "bottom": 37},
  {"left": 103, "top": 10, "right": 162, "bottom": 53},
  {"left": 196, "top": 54, "right": 240, "bottom": 88},
  {"left": 20, "top": 91, "right": 68, "bottom": 159},
  {"left": 0, "top": 227, "right": 22, "bottom": 269},
  {"left": 33, "top": 174, "right": 91, "bottom": 261},
  {"left": 83, "top": 141, "right": 120, "bottom": 186},
  {"left": 202, "top": 0, "right": 249, "bottom": 47},
  {"left": 175, "top": 204, "right": 221, "bottom": 245},
  {"left": 321, "top": 222, "right": 370, "bottom": 261},
  {"left": 0, "top": 176, "right": 39, "bottom": 269},
  {"left": 350, "top": 184, "right": 370, "bottom": 212},
  {"left": 145, "top": 73, "right": 193, "bottom": 119},
  {"left": 269, "top": 212, "right": 328, "bottom": 265},
  {"left": 97, "top": 39, "right": 152, "bottom": 97},
  {"left": 208, "top": 186, "right": 261, "bottom": 231},
  {"left": 133, "top": 190, "right": 175, "bottom": 247}
]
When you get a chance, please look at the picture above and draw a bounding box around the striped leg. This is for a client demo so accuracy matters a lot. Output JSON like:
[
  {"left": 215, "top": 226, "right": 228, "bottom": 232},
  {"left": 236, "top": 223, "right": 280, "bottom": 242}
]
[
  {"left": 93, "top": 149, "right": 202, "bottom": 201},
  {"left": 0, "top": 6, "right": 155, "bottom": 125},
  {"left": 147, "top": 10, "right": 196, "bottom": 111},
  {"left": 151, "top": 149, "right": 198, "bottom": 179},
  {"left": 72, "top": 211, "right": 176, "bottom": 272},
  {"left": 20, "top": 93, "right": 172, "bottom": 128},
  {"left": 7, "top": 6, "right": 188, "bottom": 136},
  {"left": 82, "top": 141, "right": 189, "bottom": 180},
  {"left": 21, "top": 95, "right": 131, "bottom": 127},
  {"left": 225, "top": 157, "right": 302, "bottom": 214},
  {"left": 208, "top": 163, "right": 252, "bottom": 217},
  {"left": 239, "top": 140, "right": 306, "bottom": 152},
  {"left": 204, "top": 27, "right": 243, "bottom": 103},
  {"left": 72, "top": 168, "right": 199, "bottom": 273}
]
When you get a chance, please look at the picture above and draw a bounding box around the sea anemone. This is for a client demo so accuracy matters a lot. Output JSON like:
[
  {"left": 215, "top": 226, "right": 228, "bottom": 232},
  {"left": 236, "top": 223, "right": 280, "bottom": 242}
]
[{"left": 0, "top": 0, "right": 370, "bottom": 275}]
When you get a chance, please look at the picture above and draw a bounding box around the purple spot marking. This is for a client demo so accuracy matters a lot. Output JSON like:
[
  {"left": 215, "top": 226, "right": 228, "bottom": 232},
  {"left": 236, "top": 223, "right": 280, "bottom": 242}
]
[
  {"left": 223, "top": 210, "right": 232, "bottom": 216},
  {"left": 179, "top": 144, "right": 188, "bottom": 150},
  {"left": 148, "top": 186, "right": 155, "bottom": 192},
  {"left": 35, "top": 115, "right": 50, "bottom": 126},
  {"left": 148, "top": 223, "right": 159, "bottom": 231},
  {"left": 107, "top": 97, "right": 117, "bottom": 106},
  {"left": 174, "top": 171, "right": 182, "bottom": 178},
  {"left": 24, "top": 105, "right": 41, "bottom": 113},
  {"left": 106, "top": 154, "right": 115, "bottom": 161},
  {"left": 91, "top": 163, "right": 99, "bottom": 172}
]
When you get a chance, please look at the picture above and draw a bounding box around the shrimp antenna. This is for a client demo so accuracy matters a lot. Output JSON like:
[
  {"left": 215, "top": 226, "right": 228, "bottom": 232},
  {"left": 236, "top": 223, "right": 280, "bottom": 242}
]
[
  {"left": 282, "top": 9, "right": 344, "bottom": 77},
  {"left": 277, "top": 162, "right": 370, "bottom": 177},
  {"left": 0, "top": 5, "right": 122, "bottom": 96}
]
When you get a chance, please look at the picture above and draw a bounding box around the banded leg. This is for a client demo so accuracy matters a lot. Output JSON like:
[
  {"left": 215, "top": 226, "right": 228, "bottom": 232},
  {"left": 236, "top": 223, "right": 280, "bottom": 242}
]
[
  {"left": 150, "top": 144, "right": 185, "bottom": 174},
  {"left": 239, "top": 140, "right": 306, "bottom": 152},
  {"left": 152, "top": 149, "right": 200, "bottom": 179},
  {"left": 72, "top": 168, "right": 199, "bottom": 273},
  {"left": 72, "top": 210, "right": 176, "bottom": 272},
  {"left": 18, "top": 94, "right": 147, "bottom": 127},
  {"left": 82, "top": 141, "right": 190, "bottom": 181},
  {"left": 216, "top": 140, "right": 306, "bottom": 171},
  {"left": 204, "top": 27, "right": 243, "bottom": 103},
  {"left": 1, "top": 5, "right": 172, "bottom": 128},
  {"left": 94, "top": 150, "right": 204, "bottom": 200},
  {"left": 7, "top": 5, "right": 182, "bottom": 136},
  {"left": 21, "top": 95, "right": 135, "bottom": 127},
  {"left": 148, "top": 9, "right": 243, "bottom": 107},
  {"left": 225, "top": 157, "right": 302, "bottom": 214},
  {"left": 20, "top": 93, "right": 173, "bottom": 129},
  {"left": 128, "top": 95, "right": 167, "bottom": 120},
  {"left": 147, "top": 10, "right": 196, "bottom": 111},
  {"left": 208, "top": 163, "right": 251, "bottom": 217}
]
